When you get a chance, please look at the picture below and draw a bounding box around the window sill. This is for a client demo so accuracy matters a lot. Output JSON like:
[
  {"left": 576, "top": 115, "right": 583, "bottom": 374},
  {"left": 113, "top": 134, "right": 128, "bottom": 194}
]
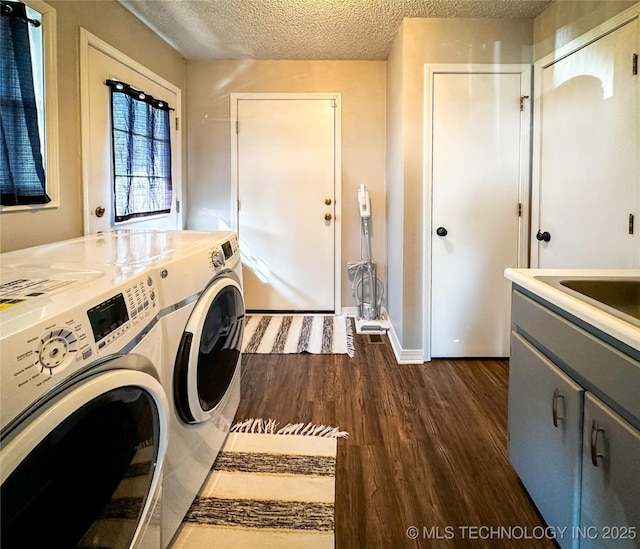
[
  {"left": 0, "top": 201, "right": 60, "bottom": 213},
  {"left": 114, "top": 212, "right": 171, "bottom": 226}
]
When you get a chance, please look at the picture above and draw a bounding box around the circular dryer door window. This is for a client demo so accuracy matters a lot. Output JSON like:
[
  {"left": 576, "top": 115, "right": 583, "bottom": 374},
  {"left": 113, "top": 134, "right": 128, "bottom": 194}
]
[
  {"left": 0, "top": 369, "right": 168, "bottom": 549},
  {"left": 174, "top": 277, "right": 244, "bottom": 424}
]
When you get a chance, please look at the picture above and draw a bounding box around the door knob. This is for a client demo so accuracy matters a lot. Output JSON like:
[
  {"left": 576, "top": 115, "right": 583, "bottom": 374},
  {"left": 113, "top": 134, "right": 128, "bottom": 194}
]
[
  {"left": 95, "top": 206, "right": 106, "bottom": 218},
  {"left": 436, "top": 227, "right": 448, "bottom": 237},
  {"left": 324, "top": 212, "right": 332, "bottom": 221},
  {"left": 536, "top": 230, "right": 551, "bottom": 242}
]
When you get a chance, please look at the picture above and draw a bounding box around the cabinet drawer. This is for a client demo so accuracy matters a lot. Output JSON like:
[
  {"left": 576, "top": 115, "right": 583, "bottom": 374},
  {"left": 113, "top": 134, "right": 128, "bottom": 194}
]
[{"left": 512, "top": 290, "right": 640, "bottom": 426}]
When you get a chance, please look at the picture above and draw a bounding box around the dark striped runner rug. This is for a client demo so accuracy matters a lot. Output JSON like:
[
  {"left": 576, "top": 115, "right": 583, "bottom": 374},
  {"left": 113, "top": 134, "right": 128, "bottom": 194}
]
[
  {"left": 241, "top": 314, "right": 355, "bottom": 357},
  {"left": 170, "top": 419, "right": 346, "bottom": 549}
]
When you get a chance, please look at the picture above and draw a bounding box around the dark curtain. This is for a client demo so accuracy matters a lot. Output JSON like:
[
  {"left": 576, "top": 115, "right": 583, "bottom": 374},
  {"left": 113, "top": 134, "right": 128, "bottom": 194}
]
[
  {"left": 107, "top": 80, "right": 172, "bottom": 222},
  {"left": 0, "top": 1, "right": 50, "bottom": 205}
]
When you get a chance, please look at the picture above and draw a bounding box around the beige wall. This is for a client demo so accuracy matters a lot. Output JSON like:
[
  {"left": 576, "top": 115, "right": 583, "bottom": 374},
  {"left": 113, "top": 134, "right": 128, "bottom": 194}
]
[
  {"left": 385, "top": 23, "right": 406, "bottom": 342},
  {"left": 534, "top": 1, "right": 637, "bottom": 60},
  {"left": 386, "top": 18, "right": 533, "bottom": 353},
  {"left": 0, "top": 0, "right": 186, "bottom": 252},
  {"left": 186, "top": 59, "right": 387, "bottom": 309}
]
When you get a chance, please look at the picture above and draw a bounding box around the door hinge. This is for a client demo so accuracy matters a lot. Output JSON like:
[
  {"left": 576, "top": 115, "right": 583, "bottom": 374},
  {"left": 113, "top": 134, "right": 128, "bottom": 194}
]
[
  {"left": 235, "top": 120, "right": 239, "bottom": 134},
  {"left": 633, "top": 53, "right": 638, "bottom": 75},
  {"left": 237, "top": 199, "right": 241, "bottom": 212},
  {"left": 519, "top": 96, "right": 529, "bottom": 112},
  {"left": 630, "top": 213, "right": 635, "bottom": 235},
  {"left": 175, "top": 117, "right": 180, "bottom": 131},
  {"left": 176, "top": 199, "right": 181, "bottom": 213},
  {"left": 518, "top": 203, "right": 522, "bottom": 217}
]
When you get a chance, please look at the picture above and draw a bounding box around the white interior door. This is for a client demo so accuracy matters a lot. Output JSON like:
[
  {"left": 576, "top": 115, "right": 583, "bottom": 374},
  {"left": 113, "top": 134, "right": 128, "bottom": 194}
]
[
  {"left": 429, "top": 68, "right": 528, "bottom": 358},
  {"left": 81, "top": 33, "right": 182, "bottom": 234},
  {"left": 234, "top": 96, "right": 339, "bottom": 312},
  {"left": 533, "top": 15, "right": 639, "bottom": 268}
]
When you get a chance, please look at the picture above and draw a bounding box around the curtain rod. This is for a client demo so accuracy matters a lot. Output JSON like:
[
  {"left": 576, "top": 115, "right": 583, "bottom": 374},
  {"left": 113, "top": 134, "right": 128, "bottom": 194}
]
[
  {"left": 1, "top": 1, "right": 41, "bottom": 27},
  {"left": 106, "top": 79, "right": 175, "bottom": 112}
]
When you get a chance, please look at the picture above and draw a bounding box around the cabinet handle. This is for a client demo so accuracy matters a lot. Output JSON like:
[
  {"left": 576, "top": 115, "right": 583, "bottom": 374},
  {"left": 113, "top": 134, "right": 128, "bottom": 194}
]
[
  {"left": 552, "top": 388, "right": 564, "bottom": 428},
  {"left": 590, "top": 419, "right": 604, "bottom": 467}
]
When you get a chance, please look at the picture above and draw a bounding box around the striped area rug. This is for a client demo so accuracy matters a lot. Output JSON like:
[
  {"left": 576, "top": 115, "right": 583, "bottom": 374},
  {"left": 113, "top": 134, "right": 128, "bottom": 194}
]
[
  {"left": 241, "top": 314, "right": 355, "bottom": 357},
  {"left": 169, "top": 419, "right": 347, "bottom": 549}
]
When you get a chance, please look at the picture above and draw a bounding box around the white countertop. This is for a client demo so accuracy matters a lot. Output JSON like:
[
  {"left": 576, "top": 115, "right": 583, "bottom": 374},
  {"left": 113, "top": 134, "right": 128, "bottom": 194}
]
[{"left": 504, "top": 268, "right": 640, "bottom": 353}]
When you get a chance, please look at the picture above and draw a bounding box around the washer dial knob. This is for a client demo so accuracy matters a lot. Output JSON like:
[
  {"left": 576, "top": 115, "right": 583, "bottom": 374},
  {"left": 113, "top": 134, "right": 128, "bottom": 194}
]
[
  {"left": 37, "top": 328, "right": 79, "bottom": 374},
  {"left": 210, "top": 248, "right": 225, "bottom": 269}
]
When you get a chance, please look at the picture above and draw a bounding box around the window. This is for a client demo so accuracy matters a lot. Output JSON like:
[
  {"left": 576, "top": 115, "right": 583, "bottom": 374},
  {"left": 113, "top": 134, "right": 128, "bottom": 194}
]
[
  {"left": 0, "top": 0, "right": 58, "bottom": 210},
  {"left": 107, "top": 79, "right": 173, "bottom": 222}
]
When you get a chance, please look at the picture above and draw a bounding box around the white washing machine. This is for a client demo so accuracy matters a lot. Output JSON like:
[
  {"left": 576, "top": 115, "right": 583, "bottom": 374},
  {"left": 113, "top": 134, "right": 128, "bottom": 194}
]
[
  {"left": 0, "top": 243, "right": 170, "bottom": 549},
  {"left": 153, "top": 231, "right": 244, "bottom": 547}
]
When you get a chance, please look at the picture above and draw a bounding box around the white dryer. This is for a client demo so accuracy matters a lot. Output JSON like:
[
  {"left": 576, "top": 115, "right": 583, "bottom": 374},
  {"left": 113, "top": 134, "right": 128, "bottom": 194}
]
[
  {"left": 153, "top": 231, "right": 244, "bottom": 547},
  {"left": 0, "top": 238, "right": 170, "bottom": 549}
]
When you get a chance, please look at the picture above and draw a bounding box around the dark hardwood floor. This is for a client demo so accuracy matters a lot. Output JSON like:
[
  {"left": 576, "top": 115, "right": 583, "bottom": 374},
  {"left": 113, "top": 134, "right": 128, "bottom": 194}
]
[{"left": 237, "top": 325, "right": 557, "bottom": 548}]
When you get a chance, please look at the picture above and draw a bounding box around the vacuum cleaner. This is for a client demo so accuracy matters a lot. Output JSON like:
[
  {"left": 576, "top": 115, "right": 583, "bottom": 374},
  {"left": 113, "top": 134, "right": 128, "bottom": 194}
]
[{"left": 348, "top": 184, "right": 390, "bottom": 334}]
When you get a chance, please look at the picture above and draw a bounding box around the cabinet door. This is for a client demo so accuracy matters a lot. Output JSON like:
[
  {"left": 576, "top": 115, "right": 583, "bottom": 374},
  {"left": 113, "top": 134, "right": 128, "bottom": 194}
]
[
  {"left": 508, "top": 332, "right": 583, "bottom": 549},
  {"left": 581, "top": 393, "right": 640, "bottom": 549}
]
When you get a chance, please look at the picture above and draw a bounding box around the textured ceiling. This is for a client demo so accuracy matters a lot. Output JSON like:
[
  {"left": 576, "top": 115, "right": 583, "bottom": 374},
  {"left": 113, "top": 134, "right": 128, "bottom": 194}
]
[{"left": 118, "top": 0, "right": 552, "bottom": 60}]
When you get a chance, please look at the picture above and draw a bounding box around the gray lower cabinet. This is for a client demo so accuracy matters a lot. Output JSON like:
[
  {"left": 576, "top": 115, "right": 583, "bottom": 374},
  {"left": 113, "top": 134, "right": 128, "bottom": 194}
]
[
  {"left": 509, "top": 288, "right": 640, "bottom": 548},
  {"left": 580, "top": 393, "right": 640, "bottom": 549},
  {"left": 508, "top": 332, "right": 583, "bottom": 549}
]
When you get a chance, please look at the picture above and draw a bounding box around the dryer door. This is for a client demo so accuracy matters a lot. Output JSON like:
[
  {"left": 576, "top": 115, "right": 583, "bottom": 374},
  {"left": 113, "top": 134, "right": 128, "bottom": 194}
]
[
  {"left": 0, "top": 367, "right": 168, "bottom": 549},
  {"left": 174, "top": 276, "right": 244, "bottom": 424}
]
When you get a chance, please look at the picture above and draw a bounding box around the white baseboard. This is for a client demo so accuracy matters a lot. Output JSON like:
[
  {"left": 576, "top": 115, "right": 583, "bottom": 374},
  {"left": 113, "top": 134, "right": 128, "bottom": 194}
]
[
  {"left": 387, "top": 317, "right": 424, "bottom": 365},
  {"left": 341, "top": 306, "right": 359, "bottom": 317},
  {"left": 343, "top": 306, "right": 423, "bottom": 364}
]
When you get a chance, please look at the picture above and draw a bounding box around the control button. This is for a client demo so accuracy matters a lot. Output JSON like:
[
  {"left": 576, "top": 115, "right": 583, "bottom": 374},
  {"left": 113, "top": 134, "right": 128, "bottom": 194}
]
[{"left": 147, "top": 276, "right": 153, "bottom": 286}]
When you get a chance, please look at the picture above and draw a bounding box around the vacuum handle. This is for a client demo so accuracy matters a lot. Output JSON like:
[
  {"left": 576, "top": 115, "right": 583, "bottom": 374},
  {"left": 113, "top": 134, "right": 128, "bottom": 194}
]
[{"left": 358, "top": 184, "right": 371, "bottom": 219}]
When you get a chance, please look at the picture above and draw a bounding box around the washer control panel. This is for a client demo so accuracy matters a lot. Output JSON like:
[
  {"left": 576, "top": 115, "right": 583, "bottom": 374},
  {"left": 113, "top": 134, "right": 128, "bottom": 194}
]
[
  {"left": 87, "top": 276, "right": 155, "bottom": 351},
  {"left": 1, "top": 273, "right": 158, "bottom": 433},
  {"left": 209, "top": 235, "right": 239, "bottom": 272}
]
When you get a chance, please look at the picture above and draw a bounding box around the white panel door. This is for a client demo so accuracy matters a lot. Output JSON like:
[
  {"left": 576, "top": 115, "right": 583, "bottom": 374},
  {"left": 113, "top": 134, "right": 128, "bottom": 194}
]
[
  {"left": 83, "top": 42, "right": 181, "bottom": 234},
  {"left": 236, "top": 97, "right": 337, "bottom": 312},
  {"left": 430, "top": 70, "right": 525, "bottom": 358},
  {"left": 534, "top": 17, "right": 639, "bottom": 268}
]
